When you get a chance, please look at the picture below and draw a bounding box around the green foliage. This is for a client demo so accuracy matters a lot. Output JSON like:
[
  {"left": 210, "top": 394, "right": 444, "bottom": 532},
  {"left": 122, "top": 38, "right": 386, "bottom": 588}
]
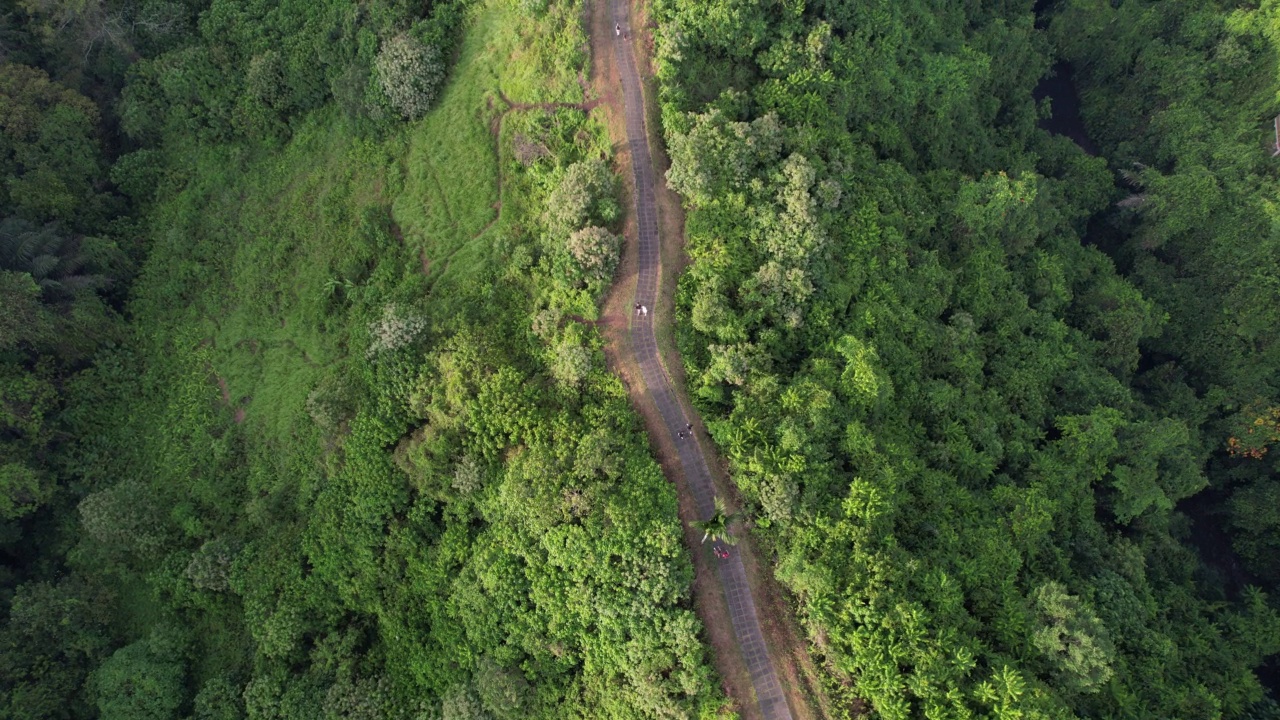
[
  {"left": 1046, "top": 0, "right": 1280, "bottom": 594},
  {"left": 1, "top": 575, "right": 117, "bottom": 719},
  {"left": 0, "top": 461, "right": 49, "bottom": 519},
  {"left": 690, "top": 496, "right": 739, "bottom": 545},
  {"left": 665, "top": 109, "right": 782, "bottom": 208},
  {"left": 1, "top": 2, "right": 725, "bottom": 719},
  {"left": 543, "top": 157, "right": 618, "bottom": 237},
  {"left": 655, "top": 0, "right": 1280, "bottom": 716},
  {"left": 192, "top": 675, "right": 246, "bottom": 720},
  {"left": 0, "top": 63, "right": 104, "bottom": 226},
  {"left": 115, "top": 0, "right": 474, "bottom": 145},
  {"left": 91, "top": 624, "right": 189, "bottom": 720},
  {"left": 1030, "top": 582, "right": 1116, "bottom": 695},
  {"left": 375, "top": 34, "right": 446, "bottom": 120}
]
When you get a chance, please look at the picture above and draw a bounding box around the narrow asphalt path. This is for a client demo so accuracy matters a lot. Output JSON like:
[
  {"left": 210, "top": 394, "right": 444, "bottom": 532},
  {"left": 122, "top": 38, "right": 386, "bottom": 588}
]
[{"left": 609, "top": 4, "right": 794, "bottom": 718}]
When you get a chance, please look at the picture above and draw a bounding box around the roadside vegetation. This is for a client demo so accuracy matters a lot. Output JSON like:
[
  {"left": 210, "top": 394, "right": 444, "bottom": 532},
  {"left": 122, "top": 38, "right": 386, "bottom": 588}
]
[
  {"left": 0, "top": 0, "right": 727, "bottom": 717},
  {"left": 651, "top": 0, "right": 1280, "bottom": 717},
  {"left": 9, "top": 0, "right": 1280, "bottom": 718}
]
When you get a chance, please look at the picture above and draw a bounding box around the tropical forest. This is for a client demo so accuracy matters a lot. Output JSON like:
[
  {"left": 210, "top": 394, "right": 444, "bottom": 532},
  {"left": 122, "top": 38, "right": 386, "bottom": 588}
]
[{"left": 3, "top": 0, "right": 1280, "bottom": 718}]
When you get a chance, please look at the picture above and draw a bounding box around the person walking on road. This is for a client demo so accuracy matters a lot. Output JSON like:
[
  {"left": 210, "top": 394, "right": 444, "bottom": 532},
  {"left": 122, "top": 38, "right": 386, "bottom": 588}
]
[{"left": 615, "top": 23, "right": 620, "bottom": 37}]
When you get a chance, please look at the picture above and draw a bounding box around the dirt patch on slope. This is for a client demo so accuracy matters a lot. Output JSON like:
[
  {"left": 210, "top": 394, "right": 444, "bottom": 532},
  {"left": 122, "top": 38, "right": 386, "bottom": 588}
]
[{"left": 213, "top": 373, "right": 247, "bottom": 424}]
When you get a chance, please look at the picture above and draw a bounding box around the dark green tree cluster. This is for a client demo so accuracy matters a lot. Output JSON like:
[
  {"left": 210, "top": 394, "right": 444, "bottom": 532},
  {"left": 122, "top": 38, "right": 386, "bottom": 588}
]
[
  {"left": 117, "top": 0, "right": 470, "bottom": 145},
  {"left": 652, "top": 0, "right": 1280, "bottom": 716},
  {"left": 1048, "top": 0, "right": 1280, "bottom": 591},
  {"left": 0, "top": 12, "right": 132, "bottom": 682}
]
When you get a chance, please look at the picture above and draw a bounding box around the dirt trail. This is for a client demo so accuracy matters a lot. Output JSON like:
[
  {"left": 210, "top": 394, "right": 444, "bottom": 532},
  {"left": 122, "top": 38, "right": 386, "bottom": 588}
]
[
  {"left": 212, "top": 372, "right": 247, "bottom": 424},
  {"left": 588, "top": 1, "right": 836, "bottom": 718}
]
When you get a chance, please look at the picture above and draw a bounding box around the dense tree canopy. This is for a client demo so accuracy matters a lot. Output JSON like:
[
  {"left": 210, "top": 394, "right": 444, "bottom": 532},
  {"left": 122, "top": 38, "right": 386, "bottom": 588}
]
[
  {"left": 653, "top": 0, "right": 1280, "bottom": 716},
  {"left": 5, "top": 0, "right": 1280, "bottom": 718}
]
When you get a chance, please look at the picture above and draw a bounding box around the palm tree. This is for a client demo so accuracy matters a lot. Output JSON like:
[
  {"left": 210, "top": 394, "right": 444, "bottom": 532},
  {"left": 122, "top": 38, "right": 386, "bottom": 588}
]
[
  {"left": 0, "top": 217, "right": 108, "bottom": 299},
  {"left": 691, "top": 496, "right": 740, "bottom": 545}
]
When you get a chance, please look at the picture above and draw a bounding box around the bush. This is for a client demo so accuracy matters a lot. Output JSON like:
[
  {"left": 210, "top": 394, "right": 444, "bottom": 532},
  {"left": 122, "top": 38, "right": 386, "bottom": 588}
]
[
  {"left": 565, "top": 225, "right": 620, "bottom": 287},
  {"left": 440, "top": 685, "right": 488, "bottom": 720},
  {"left": 192, "top": 675, "right": 244, "bottom": 720},
  {"left": 375, "top": 34, "right": 445, "bottom": 120},
  {"left": 550, "top": 335, "right": 591, "bottom": 390},
  {"left": 185, "top": 538, "right": 238, "bottom": 592},
  {"left": 366, "top": 303, "right": 428, "bottom": 358},
  {"left": 78, "top": 479, "right": 167, "bottom": 558},
  {"left": 91, "top": 624, "right": 189, "bottom": 720},
  {"left": 544, "top": 158, "right": 617, "bottom": 237}
]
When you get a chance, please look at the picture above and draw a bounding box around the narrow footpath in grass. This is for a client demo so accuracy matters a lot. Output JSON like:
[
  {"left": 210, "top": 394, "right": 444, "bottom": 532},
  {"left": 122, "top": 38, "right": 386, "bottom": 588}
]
[{"left": 588, "top": 0, "right": 838, "bottom": 718}]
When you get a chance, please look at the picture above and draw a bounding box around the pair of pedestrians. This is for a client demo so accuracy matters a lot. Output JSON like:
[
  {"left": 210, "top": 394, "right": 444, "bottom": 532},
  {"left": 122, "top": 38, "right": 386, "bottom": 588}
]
[{"left": 633, "top": 302, "right": 648, "bottom": 317}]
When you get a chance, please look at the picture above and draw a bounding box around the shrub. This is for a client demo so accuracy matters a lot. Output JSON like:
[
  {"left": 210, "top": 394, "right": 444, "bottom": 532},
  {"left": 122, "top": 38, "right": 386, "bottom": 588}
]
[
  {"left": 185, "top": 538, "right": 238, "bottom": 592},
  {"left": 78, "top": 479, "right": 167, "bottom": 557},
  {"left": 544, "top": 158, "right": 617, "bottom": 237},
  {"left": 565, "top": 225, "right": 620, "bottom": 287},
  {"left": 366, "top": 303, "right": 428, "bottom": 358},
  {"left": 192, "top": 675, "right": 244, "bottom": 720},
  {"left": 440, "top": 684, "right": 488, "bottom": 720},
  {"left": 530, "top": 306, "right": 562, "bottom": 341},
  {"left": 550, "top": 336, "right": 591, "bottom": 390},
  {"left": 91, "top": 624, "right": 189, "bottom": 720},
  {"left": 375, "top": 34, "right": 445, "bottom": 120}
]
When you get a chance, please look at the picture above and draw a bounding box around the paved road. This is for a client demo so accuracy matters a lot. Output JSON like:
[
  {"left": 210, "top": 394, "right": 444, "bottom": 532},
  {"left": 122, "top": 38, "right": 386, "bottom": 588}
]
[{"left": 609, "top": 4, "right": 793, "bottom": 719}]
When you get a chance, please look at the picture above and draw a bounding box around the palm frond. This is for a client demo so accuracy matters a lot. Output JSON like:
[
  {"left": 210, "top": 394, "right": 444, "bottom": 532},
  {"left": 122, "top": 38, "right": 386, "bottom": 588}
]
[
  {"left": 0, "top": 218, "right": 67, "bottom": 273},
  {"left": 29, "top": 254, "right": 61, "bottom": 281},
  {"left": 59, "top": 273, "right": 110, "bottom": 292}
]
